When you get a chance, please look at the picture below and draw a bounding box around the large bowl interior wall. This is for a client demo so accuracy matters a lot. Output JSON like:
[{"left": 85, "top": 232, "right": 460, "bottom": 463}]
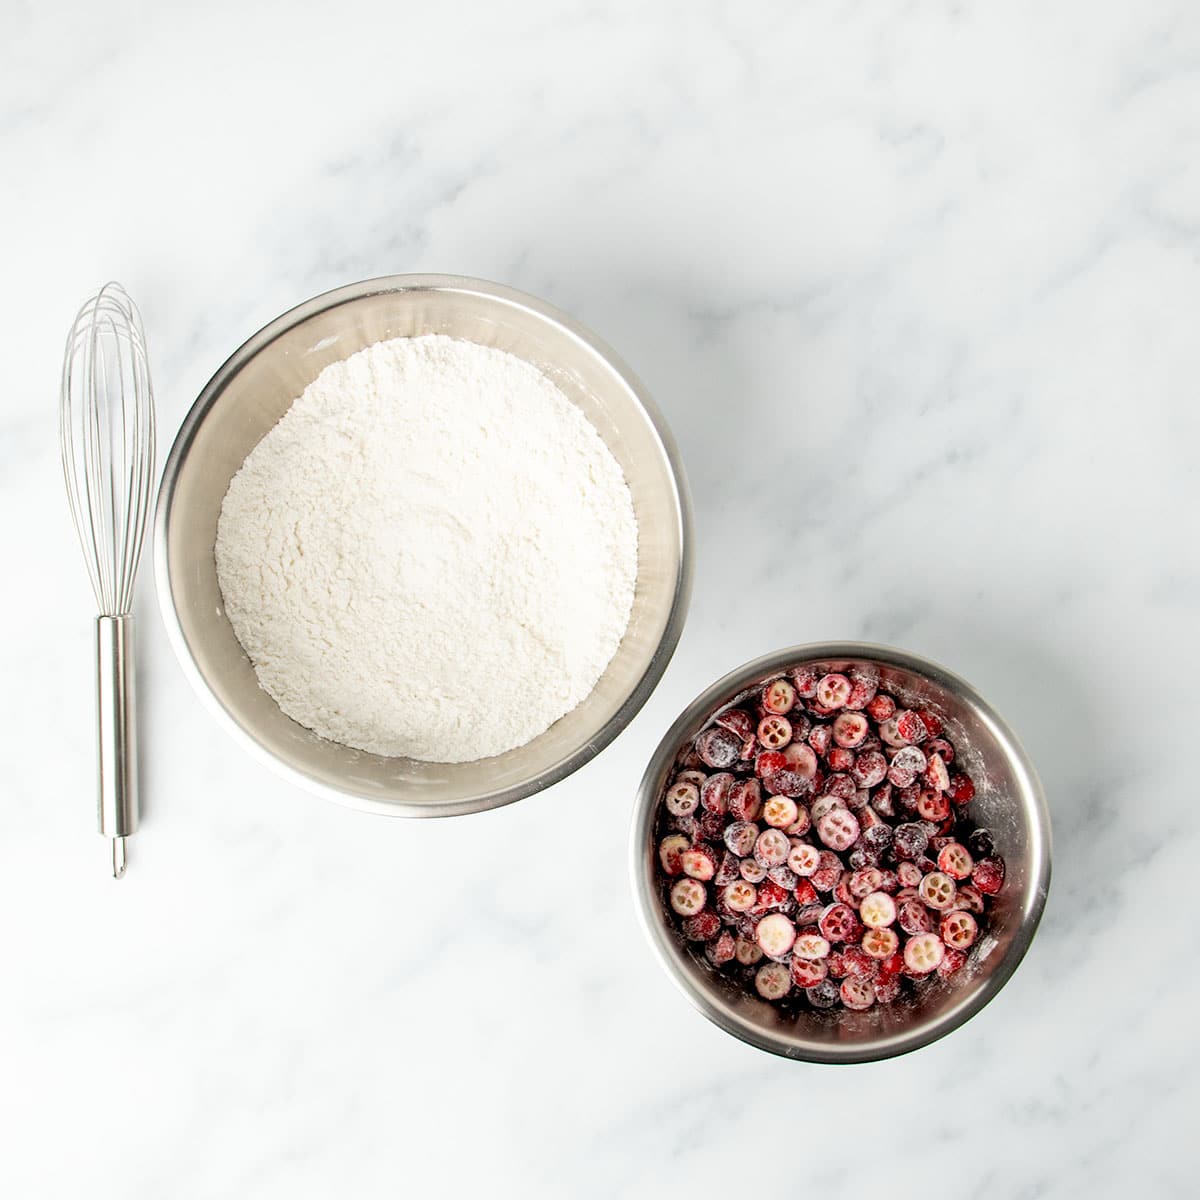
[
  {"left": 633, "top": 645, "right": 1050, "bottom": 1063},
  {"left": 157, "top": 277, "right": 690, "bottom": 815}
]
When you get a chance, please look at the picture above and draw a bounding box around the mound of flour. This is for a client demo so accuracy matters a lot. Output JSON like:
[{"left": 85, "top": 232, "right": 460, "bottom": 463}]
[{"left": 215, "top": 334, "right": 638, "bottom": 762}]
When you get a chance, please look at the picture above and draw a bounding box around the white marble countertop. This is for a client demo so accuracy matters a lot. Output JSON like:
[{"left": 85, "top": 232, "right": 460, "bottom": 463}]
[{"left": 4, "top": 2, "right": 1196, "bottom": 1195}]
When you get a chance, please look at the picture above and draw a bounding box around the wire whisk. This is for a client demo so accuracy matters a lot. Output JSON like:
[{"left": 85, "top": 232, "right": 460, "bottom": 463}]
[{"left": 60, "top": 283, "right": 157, "bottom": 877}]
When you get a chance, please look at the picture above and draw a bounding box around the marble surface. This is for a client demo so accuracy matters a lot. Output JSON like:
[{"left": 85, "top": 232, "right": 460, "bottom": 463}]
[{"left": 3, "top": 1, "right": 1197, "bottom": 1194}]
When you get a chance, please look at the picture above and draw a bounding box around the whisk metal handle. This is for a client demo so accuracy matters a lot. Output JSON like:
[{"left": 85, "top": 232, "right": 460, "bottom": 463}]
[{"left": 96, "top": 615, "right": 139, "bottom": 876}]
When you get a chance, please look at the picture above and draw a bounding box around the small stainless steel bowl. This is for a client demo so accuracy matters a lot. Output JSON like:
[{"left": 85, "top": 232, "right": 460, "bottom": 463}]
[
  {"left": 156, "top": 275, "right": 692, "bottom": 817},
  {"left": 631, "top": 642, "right": 1051, "bottom": 1063}
]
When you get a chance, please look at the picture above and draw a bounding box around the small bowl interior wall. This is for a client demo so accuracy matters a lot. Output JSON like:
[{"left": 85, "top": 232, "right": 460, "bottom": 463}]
[
  {"left": 637, "top": 654, "right": 1049, "bottom": 1060},
  {"left": 160, "top": 281, "right": 687, "bottom": 813}
]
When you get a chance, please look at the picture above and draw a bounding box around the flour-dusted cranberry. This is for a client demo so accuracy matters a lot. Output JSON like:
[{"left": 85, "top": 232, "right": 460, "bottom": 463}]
[
  {"left": 904, "top": 932, "right": 945, "bottom": 975},
  {"left": 896, "top": 783, "right": 922, "bottom": 814},
  {"left": 940, "top": 910, "right": 979, "bottom": 950},
  {"left": 916, "top": 789, "right": 951, "bottom": 822},
  {"left": 752, "top": 879, "right": 791, "bottom": 912},
  {"left": 873, "top": 974, "right": 902, "bottom": 1004},
  {"left": 764, "top": 769, "right": 810, "bottom": 799},
  {"left": 851, "top": 750, "right": 888, "bottom": 789},
  {"left": 818, "top": 902, "right": 860, "bottom": 944},
  {"left": 785, "top": 806, "right": 812, "bottom": 838},
  {"left": 814, "top": 673, "right": 851, "bottom": 710},
  {"left": 788, "top": 842, "right": 821, "bottom": 877},
  {"left": 754, "top": 828, "right": 790, "bottom": 869},
  {"left": 755, "top": 960, "right": 792, "bottom": 1000},
  {"left": 887, "top": 762, "right": 917, "bottom": 789},
  {"left": 735, "top": 935, "right": 763, "bottom": 965},
  {"left": 786, "top": 668, "right": 819, "bottom": 702},
  {"left": 937, "top": 842, "right": 974, "bottom": 880},
  {"left": 723, "top": 879, "right": 758, "bottom": 913},
  {"left": 680, "top": 845, "right": 717, "bottom": 881},
  {"left": 658, "top": 834, "right": 690, "bottom": 876},
  {"left": 953, "top": 883, "right": 985, "bottom": 913},
  {"left": 682, "top": 910, "right": 721, "bottom": 941},
  {"left": 714, "top": 708, "right": 755, "bottom": 744},
  {"left": 822, "top": 776, "right": 856, "bottom": 804},
  {"left": 870, "top": 782, "right": 896, "bottom": 817},
  {"left": 728, "top": 778, "right": 763, "bottom": 822},
  {"left": 849, "top": 867, "right": 884, "bottom": 900},
  {"left": 793, "top": 878, "right": 819, "bottom": 906},
  {"left": 700, "top": 772, "right": 734, "bottom": 814},
  {"left": 840, "top": 976, "right": 875, "bottom": 1011},
  {"left": 967, "top": 828, "right": 994, "bottom": 858},
  {"left": 696, "top": 726, "right": 742, "bottom": 768},
  {"left": 893, "top": 822, "right": 930, "bottom": 862},
  {"left": 809, "top": 794, "right": 843, "bottom": 823},
  {"left": 811, "top": 851, "right": 843, "bottom": 892},
  {"left": 793, "top": 931, "right": 832, "bottom": 960},
  {"left": 705, "top": 929, "right": 736, "bottom": 966},
  {"left": 768, "top": 863, "right": 799, "bottom": 891},
  {"left": 919, "top": 871, "right": 957, "bottom": 910},
  {"left": 762, "top": 796, "right": 798, "bottom": 829},
  {"left": 670, "top": 877, "right": 707, "bottom": 916},
  {"left": 716, "top": 852, "right": 743, "bottom": 887},
  {"left": 782, "top": 740, "right": 819, "bottom": 779},
  {"left": 866, "top": 693, "right": 897, "bottom": 722},
  {"left": 757, "top": 714, "right": 793, "bottom": 749},
  {"left": 763, "top": 678, "right": 797, "bottom": 714},
  {"left": 861, "top": 824, "right": 894, "bottom": 862},
  {"left": 891, "top": 746, "right": 927, "bottom": 775},
  {"left": 878, "top": 716, "right": 906, "bottom": 748},
  {"left": 897, "top": 896, "right": 933, "bottom": 935},
  {"left": 723, "top": 821, "right": 759, "bottom": 858},
  {"left": 832, "top": 711, "right": 869, "bottom": 750},
  {"left": 917, "top": 710, "right": 942, "bottom": 737},
  {"left": 859, "top": 891, "right": 897, "bottom": 928},
  {"left": 665, "top": 780, "right": 700, "bottom": 818},
  {"left": 947, "top": 772, "right": 976, "bottom": 805},
  {"left": 740, "top": 858, "right": 768, "bottom": 883},
  {"left": 845, "top": 670, "right": 878, "bottom": 711},
  {"left": 924, "top": 737, "right": 955, "bottom": 766},
  {"left": 756, "top": 912, "right": 797, "bottom": 959},
  {"left": 806, "top": 978, "right": 841, "bottom": 1009},
  {"left": 861, "top": 926, "right": 900, "bottom": 959},
  {"left": 697, "top": 809, "right": 726, "bottom": 841},
  {"left": 896, "top": 861, "right": 923, "bottom": 889},
  {"left": 938, "top": 946, "right": 967, "bottom": 977},
  {"left": 754, "top": 750, "right": 788, "bottom": 780},
  {"left": 895, "top": 710, "right": 928, "bottom": 744},
  {"left": 924, "top": 753, "right": 951, "bottom": 793},
  {"left": 826, "top": 746, "right": 856, "bottom": 772},
  {"left": 972, "top": 855, "right": 1006, "bottom": 895},
  {"left": 791, "top": 955, "right": 828, "bottom": 988},
  {"left": 807, "top": 724, "right": 833, "bottom": 757},
  {"left": 817, "top": 807, "right": 861, "bottom": 852},
  {"left": 834, "top": 872, "right": 856, "bottom": 907}
]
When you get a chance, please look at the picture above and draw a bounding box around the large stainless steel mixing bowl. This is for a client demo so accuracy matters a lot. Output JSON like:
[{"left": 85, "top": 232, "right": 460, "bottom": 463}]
[
  {"left": 631, "top": 642, "right": 1051, "bottom": 1063},
  {"left": 156, "top": 275, "right": 692, "bottom": 816}
]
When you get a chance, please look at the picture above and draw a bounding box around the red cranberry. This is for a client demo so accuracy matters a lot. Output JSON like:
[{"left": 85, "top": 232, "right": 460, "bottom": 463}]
[
  {"left": 700, "top": 772, "right": 734, "bottom": 813},
  {"left": 791, "top": 956, "right": 828, "bottom": 988},
  {"left": 669, "top": 877, "right": 707, "bottom": 916},
  {"left": 658, "top": 834, "right": 689, "bottom": 876},
  {"left": 852, "top": 750, "right": 888, "bottom": 788},
  {"left": 816, "top": 673, "right": 852, "bottom": 709},
  {"left": 972, "top": 855, "right": 1006, "bottom": 895},
  {"left": 807, "top": 724, "right": 832, "bottom": 757},
  {"left": 696, "top": 726, "right": 741, "bottom": 768},
  {"left": 810, "top": 851, "right": 843, "bottom": 893},
  {"left": 714, "top": 708, "right": 755, "bottom": 741},
  {"left": 757, "top": 714, "right": 793, "bottom": 749},
  {"left": 826, "top": 746, "right": 856, "bottom": 772},
  {"left": 897, "top": 896, "right": 933, "bottom": 935},
  {"left": 762, "top": 678, "right": 796, "bottom": 714},
  {"left": 755, "top": 960, "right": 792, "bottom": 1000},
  {"left": 727, "top": 778, "right": 763, "bottom": 822},
  {"left": 866, "top": 693, "right": 897, "bottom": 722},
  {"left": 947, "top": 773, "right": 976, "bottom": 805},
  {"left": 790, "top": 666, "right": 819, "bottom": 698}
]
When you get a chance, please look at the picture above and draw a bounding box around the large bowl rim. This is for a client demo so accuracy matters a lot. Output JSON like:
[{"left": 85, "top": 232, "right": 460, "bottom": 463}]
[
  {"left": 630, "top": 640, "right": 1052, "bottom": 1063},
  {"left": 154, "top": 273, "right": 694, "bottom": 818}
]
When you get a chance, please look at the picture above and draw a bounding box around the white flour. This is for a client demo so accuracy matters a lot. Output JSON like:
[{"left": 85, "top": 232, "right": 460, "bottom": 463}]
[{"left": 215, "top": 334, "right": 638, "bottom": 762}]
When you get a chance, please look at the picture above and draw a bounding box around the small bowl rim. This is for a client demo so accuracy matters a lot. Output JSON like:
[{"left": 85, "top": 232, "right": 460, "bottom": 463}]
[
  {"left": 630, "top": 640, "right": 1052, "bottom": 1063},
  {"left": 155, "top": 273, "right": 694, "bottom": 818}
]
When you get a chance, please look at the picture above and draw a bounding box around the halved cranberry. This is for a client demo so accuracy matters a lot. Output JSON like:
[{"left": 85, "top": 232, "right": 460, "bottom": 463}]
[
  {"left": 870, "top": 782, "right": 896, "bottom": 817},
  {"left": 763, "top": 678, "right": 797, "bottom": 714},
  {"left": 757, "top": 714, "right": 792, "bottom": 749},
  {"left": 925, "top": 753, "right": 951, "bottom": 793},
  {"left": 817, "top": 808, "right": 861, "bottom": 852},
  {"left": 919, "top": 871, "right": 957, "bottom": 910},
  {"left": 723, "top": 821, "right": 759, "bottom": 857},
  {"left": 819, "top": 902, "right": 861, "bottom": 944},
  {"left": 972, "top": 855, "right": 1006, "bottom": 895},
  {"left": 851, "top": 751, "right": 888, "bottom": 788},
  {"left": 848, "top": 867, "right": 884, "bottom": 900},
  {"left": 764, "top": 769, "right": 810, "bottom": 798},
  {"left": 826, "top": 746, "right": 856, "bottom": 772},
  {"left": 832, "top": 711, "right": 869, "bottom": 749},
  {"left": 680, "top": 845, "right": 718, "bottom": 881},
  {"left": 740, "top": 858, "right": 768, "bottom": 883},
  {"left": 866, "top": 693, "right": 897, "bottom": 722},
  {"left": 700, "top": 772, "right": 734, "bottom": 814},
  {"left": 696, "top": 727, "right": 742, "bottom": 768},
  {"left": 723, "top": 880, "right": 758, "bottom": 913},
  {"left": 916, "top": 789, "right": 951, "bottom": 822},
  {"left": 834, "top": 872, "right": 855, "bottom": 907},
  {"left": 807, "top": 724, "right": 833, "bottom": 756},
  {"left": 705, "top": 929, "right": 736, "bottom": 966},
  {"left": 697, "top": 809, "right": 725, "bottom": 841},
  {"left": 859, "top": 891, "right": 897, "bottom": 928},
  {"left": 669, "top": 877, "right": 707, "bottom": 916},
  {"left": 896, "top": 860, "right": 923, "bottom": 888},
  {"left": 924, "top": 737, "right": 955, "bottom": 765},
  {"left": 682, "top": 911, "right": 721, "bottom": 941},
  {"left": 840, "top": 976, "right": 875, "bottom": 1010},
  {"left": 793, "top": 932, "right": 832, "bottom": 960},
  {"left": 659, "top": 834, "right": 690, "bottom": 876},
  {"left": 793, "top": 878, "right": 819, "bottom": 906},
  {"left": 893, "top": 822, "right": 930, "bottom": 861},
  {"left": 735, "top": 936, "right": 763, "bottom": 965},
  {"left": 947, "top": 772, "right": 976, "bottom": 805},
  {"left": 938, "top": 946, "right": 967, "bottom": 977},
  {"left": 755, "top": 750, "right": 788, "bottom": 778},
  {"left": 782, "top": 742, "right": 819, "bottom": 780},
  {"left": 754, "top": 828, "right": 790, "bottom": 869},
  {"left": 714, "top": 708, "right": 755, "bottom": 741},
  {"left": 953, "top": 883, "right": 985, "bottom": 913},
  {"left": 861, "top": 926, "right": 900, "bottom": 959},
  {"left": 903, "top": 932, "right": 945, "bottom": 975},
  {"left": 788, "top": 841, "right": 821, "bottom": 876},
  {"left": 664, "top": 780, "right": 700, "bottom": 817},
  {"left": 756, "top": 912, "right": 797, "bottom": 958},
  {"left": 754, "top": 960, "right": 792, "bottom": 1000},
  {"left": 785, "top": 805, "right": 811, "bottom": 836},
  {"left": 728, "top": 778, "right": 763, "bottom": 822},
  {"left": 815, "top": 673, "right": 852, "bottom": 709},
  {"left": 844, "top": 671, "right": 878, "bottom": 711},
  {"left": 897, "top": 896, "right": 933, "bottom": 935},
  {"left": 937, "top": 842, "right": 973, "bottom": 880},
  {"left": 895, "top": 710, "right": 928, "bottom": 744},
  {"left": 791, "top": 956, "right": 828, "bottom": 988},
  {"left": 762, "top": 795, "right": 799, "bottom": 828},
  {"left": 805, "top": 978, "right": 841, "bottom": 1009},
  {"left": 790, "top": 666, "right": 819, "bottom": 698},
  {"left": 917, "top": 710, "right": 942, "bottom": 737},
  {"left": 940, "top": 910, "right": 978, "bottom": 950},
  {"left": 824, "top": 774, "right": 857, "bottom": 801},
  {"left": 715, "top": 852, "right": 741, "bottom": 887}
]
